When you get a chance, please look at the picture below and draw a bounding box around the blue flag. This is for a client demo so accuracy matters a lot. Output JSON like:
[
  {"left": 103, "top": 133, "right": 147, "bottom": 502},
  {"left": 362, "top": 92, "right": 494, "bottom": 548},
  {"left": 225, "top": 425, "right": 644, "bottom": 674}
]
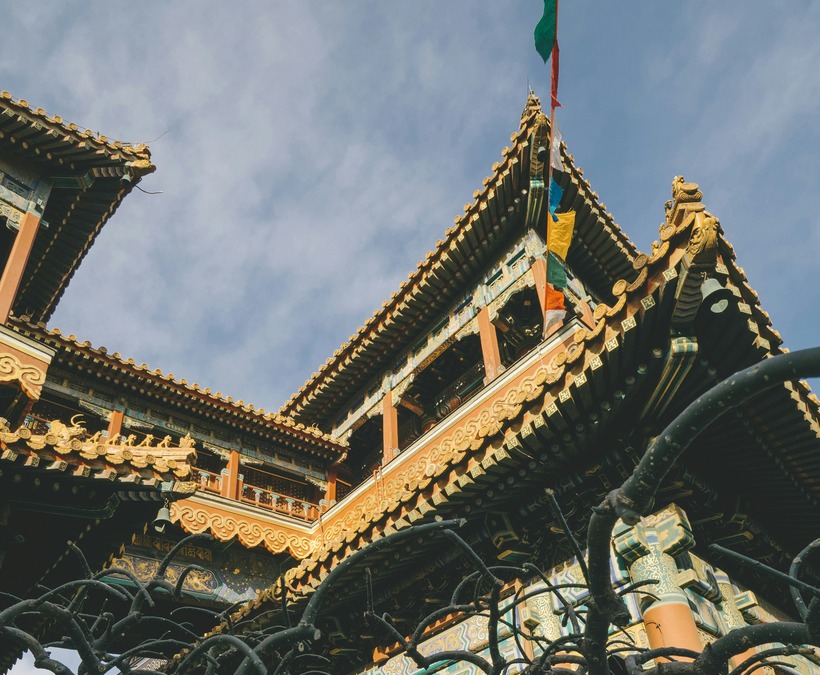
[{"left": 549, "top": 176, "right": 563, "bottom": 222}]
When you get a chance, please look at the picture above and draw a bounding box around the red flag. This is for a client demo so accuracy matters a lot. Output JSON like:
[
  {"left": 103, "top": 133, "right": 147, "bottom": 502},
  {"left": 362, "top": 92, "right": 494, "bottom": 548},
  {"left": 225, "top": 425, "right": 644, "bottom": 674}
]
[{"left": 551, "top": 43, "right": 561, "bottom": 110}]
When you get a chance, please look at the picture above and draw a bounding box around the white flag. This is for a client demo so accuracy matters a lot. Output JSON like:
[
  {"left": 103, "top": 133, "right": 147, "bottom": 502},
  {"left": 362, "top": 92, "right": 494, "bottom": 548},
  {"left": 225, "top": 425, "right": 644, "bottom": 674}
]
[{"left": 551, "top": 121, "right": 564, "bottom": 172}]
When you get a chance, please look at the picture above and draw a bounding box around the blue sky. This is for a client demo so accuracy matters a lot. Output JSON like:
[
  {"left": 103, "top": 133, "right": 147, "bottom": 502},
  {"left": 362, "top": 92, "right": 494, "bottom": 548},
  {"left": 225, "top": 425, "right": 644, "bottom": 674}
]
[
  {"left": 2, "top": 2, "right": 818, "bottom": 414},
  {"left": 3, "top": 3, "right": 820, "bottom": 670}
]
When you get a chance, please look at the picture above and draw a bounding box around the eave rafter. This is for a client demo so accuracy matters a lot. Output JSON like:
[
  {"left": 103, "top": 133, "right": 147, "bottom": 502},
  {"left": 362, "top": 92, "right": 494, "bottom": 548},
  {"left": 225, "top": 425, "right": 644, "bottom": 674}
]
[
  {"left": 210, "top": 178, "right": 820, "bottom": 634},
  {"left": 281, "top": 94, "right": 641, "bottom": 427}
]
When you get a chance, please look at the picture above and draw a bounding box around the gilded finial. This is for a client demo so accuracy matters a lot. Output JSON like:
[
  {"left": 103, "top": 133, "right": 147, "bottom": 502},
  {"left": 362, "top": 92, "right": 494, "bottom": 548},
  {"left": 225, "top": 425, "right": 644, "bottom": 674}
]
[{"left": 671, "top": 176, "right": 703, "bottom": 204}]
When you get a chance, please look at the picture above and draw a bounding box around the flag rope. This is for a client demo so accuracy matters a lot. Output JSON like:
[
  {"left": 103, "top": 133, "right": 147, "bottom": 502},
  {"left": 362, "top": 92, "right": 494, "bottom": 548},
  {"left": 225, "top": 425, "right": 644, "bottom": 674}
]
[{"left": 543, "top": 0, "right": 559, "bottom": 339}]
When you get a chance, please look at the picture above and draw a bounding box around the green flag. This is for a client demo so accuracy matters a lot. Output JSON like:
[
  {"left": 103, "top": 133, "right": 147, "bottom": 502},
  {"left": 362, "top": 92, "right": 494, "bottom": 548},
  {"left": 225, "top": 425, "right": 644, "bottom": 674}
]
[
  {"left": 534, "top": 0, "right": 557, "bottom": 63},
  {"left": 547, "top": 251, "right": 567, "bottom": 288}
]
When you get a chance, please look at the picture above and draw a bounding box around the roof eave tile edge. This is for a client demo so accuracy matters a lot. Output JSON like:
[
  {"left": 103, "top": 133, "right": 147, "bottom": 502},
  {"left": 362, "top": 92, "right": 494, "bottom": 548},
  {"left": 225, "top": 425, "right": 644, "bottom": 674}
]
[
  {"left": 0, "top": 90, "right": 152, "bottom": 161},
  {"left": 34, "top": 179, "right": 148, "bottom": 324},
  {"left": 279, "top": 104, "right": 544, "bottom": 419},
  {"left": 8, "top": 318, "right": 348, "bottom": 454},
  {"left": 280, "top": 99, "right": 641, "bottom": 421}
]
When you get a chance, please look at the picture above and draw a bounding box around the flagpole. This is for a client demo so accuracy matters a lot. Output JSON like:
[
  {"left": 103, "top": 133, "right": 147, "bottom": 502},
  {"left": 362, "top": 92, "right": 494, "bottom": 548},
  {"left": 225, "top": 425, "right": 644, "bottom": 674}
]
[{"left": 543, "top": 0, "right": 559, "bottom": 340}]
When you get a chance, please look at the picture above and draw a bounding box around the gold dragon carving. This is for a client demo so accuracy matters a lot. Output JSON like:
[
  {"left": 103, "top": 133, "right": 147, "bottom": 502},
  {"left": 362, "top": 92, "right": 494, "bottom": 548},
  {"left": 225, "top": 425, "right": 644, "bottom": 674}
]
[
  {"left": 686, "top": 211, "right": 720, "bottom": 268},
  {"left": 671, "top": 175, "right": 703, "bottom": 206}
]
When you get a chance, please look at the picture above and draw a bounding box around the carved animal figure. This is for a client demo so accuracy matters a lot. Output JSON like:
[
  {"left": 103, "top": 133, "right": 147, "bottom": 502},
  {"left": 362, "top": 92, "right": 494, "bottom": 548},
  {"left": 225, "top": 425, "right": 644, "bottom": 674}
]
[{"left": 687, "top": 212, "right": 719, "bottom": 264}]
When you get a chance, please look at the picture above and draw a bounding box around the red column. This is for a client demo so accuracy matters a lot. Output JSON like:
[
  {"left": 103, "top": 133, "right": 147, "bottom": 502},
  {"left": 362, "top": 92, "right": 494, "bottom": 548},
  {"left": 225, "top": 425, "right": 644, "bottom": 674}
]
[
  {"left": 222, "top": 449, "right": 240, "bottom": 499},
  {"left": 0, "top": 212, "right": 41, "bottom": 323},
  {"left": 642, "top": 602, "right": 703, "bottom": 659},
  {"left": 477, "top": 306, "right": 503, "bottom": 382},
  {"left": 326, "top": 466, "right": 338, "bottom": 504},
  {"left": 382, "top": 390, "right": 399, "bottom": 464},
  {"left": 531, "top": 258, "right": 548, "bottom": 318},
  {"left": 107, "top": 410, "right": 124, "bottom": 440}
]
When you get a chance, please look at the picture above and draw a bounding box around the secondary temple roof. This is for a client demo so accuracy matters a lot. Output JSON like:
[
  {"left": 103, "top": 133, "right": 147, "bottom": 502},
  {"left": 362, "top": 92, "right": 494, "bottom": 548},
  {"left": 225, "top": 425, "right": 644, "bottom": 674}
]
[
  {"left": 0, "top": 92, "right": 156, "bottom": 323},
  {"left": 10, "top": 317, "right": 348, "bottom": 460},
  {"left": 0, "top": 417, "right": 196, "bottom": 483},
  {"left": 280, "top": 94, "right": 641, "bottom": 428}
]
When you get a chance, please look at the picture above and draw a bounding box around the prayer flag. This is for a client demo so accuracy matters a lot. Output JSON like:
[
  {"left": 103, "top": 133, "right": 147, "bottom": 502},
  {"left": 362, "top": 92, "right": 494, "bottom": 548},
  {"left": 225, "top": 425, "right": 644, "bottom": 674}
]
[
  {"left": 550, "top": 120, "right": 564, "bottom": 172},
  {"left": 548, "top": 211, "right": 575, "bottom": 260},
  {"left": 534, "top": 1, "right": 558, "bottom": 63},
  {"left": 544, "top": 283, "right": 566, "bottom": 334},
  {"left": 549, "top": 177, "right": 563, "bottom": 221},
  {"left": 547, "top": 252, "right": 567, "bottom": 288}
]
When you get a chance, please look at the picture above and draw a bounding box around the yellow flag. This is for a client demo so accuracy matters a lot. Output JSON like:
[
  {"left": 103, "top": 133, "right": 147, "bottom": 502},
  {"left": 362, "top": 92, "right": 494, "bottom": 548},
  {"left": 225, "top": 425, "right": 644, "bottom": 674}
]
[{"left": 548, "top": 211, "right": 575, "bottom": 260}]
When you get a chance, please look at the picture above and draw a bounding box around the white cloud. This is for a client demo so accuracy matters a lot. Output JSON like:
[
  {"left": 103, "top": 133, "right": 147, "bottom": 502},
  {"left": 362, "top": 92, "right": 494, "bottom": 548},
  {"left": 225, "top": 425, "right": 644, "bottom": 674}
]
[
  {"left": 3, "top": 3, "right": 820, "bottom": 668},
  {"left": 0, "top": 1, "right": 815, "bottom": 412}
]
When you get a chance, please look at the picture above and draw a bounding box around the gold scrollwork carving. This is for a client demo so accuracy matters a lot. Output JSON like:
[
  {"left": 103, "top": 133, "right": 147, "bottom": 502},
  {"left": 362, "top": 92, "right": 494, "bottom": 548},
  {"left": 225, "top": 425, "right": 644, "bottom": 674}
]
[
  {"left": 170, "top": 501, "right": 315, "bottom": 559},
  {"left": 0, "top": 352, "right": 46, "bottom": 398}
]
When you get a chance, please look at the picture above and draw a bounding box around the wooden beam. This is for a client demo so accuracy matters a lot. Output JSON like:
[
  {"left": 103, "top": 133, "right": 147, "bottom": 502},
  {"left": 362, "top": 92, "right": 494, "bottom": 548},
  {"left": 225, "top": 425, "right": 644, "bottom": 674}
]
[
  {"left": 0, "top": 212, "right": 41, "bottom": 323},
  {"left": 382, "top": 390, "right": 399, "bottom": 464},
  {"left": 478, "top": 306, "right": 502, "bottom": 382},
  {"left": 106, "top": 409, "right": 124, "bottom": 439},
  {"left": 398, "top": 395, "right": 424, "bottom": 417}
]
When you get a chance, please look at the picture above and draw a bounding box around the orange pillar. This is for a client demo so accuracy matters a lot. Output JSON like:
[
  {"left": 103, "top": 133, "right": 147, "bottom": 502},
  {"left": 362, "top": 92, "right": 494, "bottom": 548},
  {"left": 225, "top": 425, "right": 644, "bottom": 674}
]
[
  {"left": 477, "top": 306, "right": 503, "bottom": 383},
  {"left": 614, "top": 505, "right": 703, "bottom": 662},
  {"left": 325, "top": 466, "right": 338, "bottom": 504},
  {"left": 107, "top": 409, "right": 124, "bottom": 439},
  {"left": 222, "top": 449, "right": 240, "bottom": 500},
  {"left": 0, "top": 212, "right": 41, "bottom": 323},
  {"left": 382, "top": 390, "right": 399, "bottom": 464},
  {"left": 531, "top": 258, "right": 548, "bottom": 318},
  {"left": 642, "top": 602, "right": 703, "bottom": 658}
]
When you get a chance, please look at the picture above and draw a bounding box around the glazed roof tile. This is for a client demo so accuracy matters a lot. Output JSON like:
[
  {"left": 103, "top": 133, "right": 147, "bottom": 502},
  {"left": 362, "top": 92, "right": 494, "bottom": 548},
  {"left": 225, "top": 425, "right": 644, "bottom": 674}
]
[
  {"left": 0, "top": 91, "right": 155, "bottom": 322},
  {"left": 0, "top": 91, "right": 153, "bottom": 162},
  {"left": 0, "top": 416, "right": 196, "bottom": 484},
  {"left": 280, "top": 94, "right": 640, "bottom": 426},
  {"left": 209, "top": 178, "right": 820, "bottom": 632},
  {"left": 10, "top": 317, "right": 348, "bottom": 457}
]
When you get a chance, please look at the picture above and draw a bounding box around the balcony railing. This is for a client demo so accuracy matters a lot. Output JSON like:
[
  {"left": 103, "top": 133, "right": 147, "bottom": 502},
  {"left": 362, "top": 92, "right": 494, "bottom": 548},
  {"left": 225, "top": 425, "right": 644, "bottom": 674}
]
[
  {"left": 195, "top": 468, "right": 319, "bottom": 521},
  {"left": 238, "top": 483, "right": 319, "bottom": 521},
  {"left": 196, "top": 468, "right": 222, "bottom": 495}
]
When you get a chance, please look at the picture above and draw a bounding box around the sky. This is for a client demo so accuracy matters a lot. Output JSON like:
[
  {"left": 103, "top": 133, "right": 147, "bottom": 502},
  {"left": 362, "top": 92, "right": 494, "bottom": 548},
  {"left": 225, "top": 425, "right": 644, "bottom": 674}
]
[
  {"left": 2, "top": 2, "right": 819, "bottom": 419},
  {"left": 2, "top": 3, "right": 820, "bottom": 670}
]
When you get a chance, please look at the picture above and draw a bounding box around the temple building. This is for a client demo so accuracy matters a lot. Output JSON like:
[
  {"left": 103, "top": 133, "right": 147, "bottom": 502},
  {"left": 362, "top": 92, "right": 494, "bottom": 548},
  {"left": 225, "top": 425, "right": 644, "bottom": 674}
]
[{"left": 0, "top": 90, "right": 818, "bottom": 673}]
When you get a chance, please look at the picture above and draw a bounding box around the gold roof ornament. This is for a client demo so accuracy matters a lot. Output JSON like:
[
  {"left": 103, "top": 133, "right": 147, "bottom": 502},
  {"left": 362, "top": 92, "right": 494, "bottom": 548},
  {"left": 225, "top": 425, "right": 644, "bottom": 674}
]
[{"left": 0, "top": 416, "right": 197, "bottom": 481}]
